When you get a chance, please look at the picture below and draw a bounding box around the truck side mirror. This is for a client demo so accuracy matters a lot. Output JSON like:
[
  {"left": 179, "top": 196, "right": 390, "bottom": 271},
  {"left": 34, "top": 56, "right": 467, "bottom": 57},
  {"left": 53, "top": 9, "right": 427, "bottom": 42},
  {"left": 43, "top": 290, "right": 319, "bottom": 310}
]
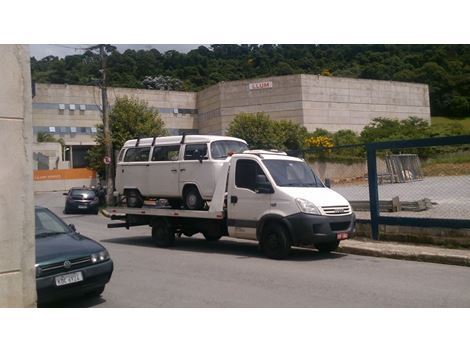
[
  {"left": 255, "top": 175, "right": 274, "bottom": 194},
  {"left": 324, "top": 178, "right": 331, "bottom": 188}
]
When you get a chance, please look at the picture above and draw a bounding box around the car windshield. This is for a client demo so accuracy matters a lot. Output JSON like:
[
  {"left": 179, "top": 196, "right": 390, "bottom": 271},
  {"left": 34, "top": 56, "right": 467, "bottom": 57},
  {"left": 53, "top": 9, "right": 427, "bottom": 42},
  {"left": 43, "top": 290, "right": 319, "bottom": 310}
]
[
  {"left": 262, "top": 159, "right": 324, "bottom": 187},
  {"left": 35, "top": 208, "right": 71, "bottom": 237},
  {"left": 211, "top": 141, "right": 248, "bottom": 159},
  {"left": 70, "top": 189, "right": 96, "bottom": 198}
]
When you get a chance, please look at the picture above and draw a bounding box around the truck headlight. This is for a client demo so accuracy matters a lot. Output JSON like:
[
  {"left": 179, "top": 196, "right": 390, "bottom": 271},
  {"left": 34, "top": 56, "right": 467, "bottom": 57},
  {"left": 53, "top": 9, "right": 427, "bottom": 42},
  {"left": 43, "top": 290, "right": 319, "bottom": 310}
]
[
  {"left": 91, "top": 250, "right": 110, "bottom": 263},
  {"left": 295, "top": 198, "right": 322, "bottom": 215}
]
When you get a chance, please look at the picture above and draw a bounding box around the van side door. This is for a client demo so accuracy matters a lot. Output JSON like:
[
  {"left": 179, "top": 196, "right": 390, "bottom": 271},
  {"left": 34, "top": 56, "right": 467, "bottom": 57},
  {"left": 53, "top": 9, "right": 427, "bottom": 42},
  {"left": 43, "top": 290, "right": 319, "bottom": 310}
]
[
  {"left": 226, "top": 158, "right": 273, "bottom": 240},
  {"left": 179, "top": 143, "right": 212, "bottom": 199},
  {"left": 148, "top": 144, "right": 181, "bottom": 198}
]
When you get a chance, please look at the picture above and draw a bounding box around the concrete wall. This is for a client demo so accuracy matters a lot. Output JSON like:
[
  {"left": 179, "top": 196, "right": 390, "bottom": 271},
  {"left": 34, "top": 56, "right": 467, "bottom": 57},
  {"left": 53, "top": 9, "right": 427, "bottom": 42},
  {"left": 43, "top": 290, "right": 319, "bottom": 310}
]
[
  {"left": 0, "top": 45, "right": 36, "bottom": 307},
  {"left": 301, "top": 75, "right": 430, "bottom": 133}
]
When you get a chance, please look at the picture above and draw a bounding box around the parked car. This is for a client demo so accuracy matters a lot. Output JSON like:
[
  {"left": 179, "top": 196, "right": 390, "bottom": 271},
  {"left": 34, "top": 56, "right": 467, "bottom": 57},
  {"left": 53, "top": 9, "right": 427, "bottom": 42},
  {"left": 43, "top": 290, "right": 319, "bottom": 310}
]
[
  {"left": 35, "top": 206, "right": 113, "bottom": 304},
  {"left": 64, "top": 187, "right": 100, "bottom": 214}
]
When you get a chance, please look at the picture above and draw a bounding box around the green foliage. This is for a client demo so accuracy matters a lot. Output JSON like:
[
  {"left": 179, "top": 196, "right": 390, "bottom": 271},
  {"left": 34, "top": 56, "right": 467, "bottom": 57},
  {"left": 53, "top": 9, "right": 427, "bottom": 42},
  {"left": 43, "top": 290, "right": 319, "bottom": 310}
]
[
  {"left": 37, "top": 132, "right": 64, "bottom": 146},
  {"left": 31, "top": 44, "right": 470, "bottom": 117},
  {"left": 226, "top": 113, "right": 307, "bottom": 150},
  {"left": 86, "top": 96, "right": 168, "bottom": 177}
]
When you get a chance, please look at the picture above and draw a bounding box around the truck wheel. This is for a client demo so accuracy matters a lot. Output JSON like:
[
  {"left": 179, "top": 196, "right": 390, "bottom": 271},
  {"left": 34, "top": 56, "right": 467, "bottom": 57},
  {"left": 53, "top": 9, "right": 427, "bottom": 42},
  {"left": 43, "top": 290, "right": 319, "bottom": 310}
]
[
  {"left": 151, "top": 220, "right": 175, "bottom": 247},
  {"left": 261, "top": 224, "right": 290, "bottom": 260},
  {"left": 126, "top": 190, "right": 143, "bottom": 208},
  {"left": 184, "top": 186, "right": 204, "bottom": 210},
  {"left": 315, "top": 240, "right": 339, "bottom": 253},
  {"left": 202, "top": 222, "right": 222, "bottom": 241}
]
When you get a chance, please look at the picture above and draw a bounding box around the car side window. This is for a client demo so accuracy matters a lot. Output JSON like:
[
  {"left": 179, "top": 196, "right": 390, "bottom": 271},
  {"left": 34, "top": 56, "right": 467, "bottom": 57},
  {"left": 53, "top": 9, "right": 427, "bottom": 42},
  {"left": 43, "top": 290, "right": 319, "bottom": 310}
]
[
  {"left": 235, "top": 159, "right": 267, "bottom": 191},
  {"left": 124, "top": 147, "right": 151, "bottom": 162},
  {"left": 151, "top": 145, "right": 180, "bottom": 161},
  {"left": 184, "top": 144, "right": 208, "bottom": 160}
]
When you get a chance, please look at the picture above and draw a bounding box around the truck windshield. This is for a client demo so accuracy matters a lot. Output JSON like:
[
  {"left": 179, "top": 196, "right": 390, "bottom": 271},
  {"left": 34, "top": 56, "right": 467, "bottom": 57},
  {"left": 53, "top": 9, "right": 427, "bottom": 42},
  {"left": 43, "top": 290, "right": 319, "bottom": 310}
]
[
  {"left": 262, "top": 159, "right": 324, "bottom": 187},
  {"left": 211, "top": 141, "right": 248, "bottom": 159}
]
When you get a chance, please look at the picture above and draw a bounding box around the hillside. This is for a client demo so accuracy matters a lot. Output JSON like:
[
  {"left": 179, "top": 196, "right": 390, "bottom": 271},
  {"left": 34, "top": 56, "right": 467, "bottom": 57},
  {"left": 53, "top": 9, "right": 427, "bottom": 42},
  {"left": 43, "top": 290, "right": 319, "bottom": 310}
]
[{"left": 31, "top": 44, "right": 470, "bottom": 117}]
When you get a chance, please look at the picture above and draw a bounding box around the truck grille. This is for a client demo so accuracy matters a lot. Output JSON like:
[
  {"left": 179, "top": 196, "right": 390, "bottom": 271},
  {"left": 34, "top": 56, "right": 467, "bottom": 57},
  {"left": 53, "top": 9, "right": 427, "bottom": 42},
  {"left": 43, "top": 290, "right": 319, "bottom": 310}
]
[
  {"left": 37, "top": 256, "right": 92, "bottom": 277},
  {"left": 321, "top": 205, "right": 351, "bottom": 216}
]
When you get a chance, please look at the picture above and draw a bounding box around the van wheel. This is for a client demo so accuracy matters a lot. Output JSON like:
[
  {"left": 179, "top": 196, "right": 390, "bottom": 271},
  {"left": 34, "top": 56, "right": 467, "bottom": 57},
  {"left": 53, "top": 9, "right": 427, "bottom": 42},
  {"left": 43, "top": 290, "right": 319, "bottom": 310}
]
[
  {"left": 315, "top": 240, "right": 339, "bottom": 253},
  {"left": 184, "top": 186, "right": 204, "bottom": 210},
  {"left": 126, "top": 190, "right": 143, "bottom": 208},
  {"left": 261, "top": 224, "right": 290, "bottom": 259},
  {"left": 151, "top": 219, "right": 175, "bottom": 247}
]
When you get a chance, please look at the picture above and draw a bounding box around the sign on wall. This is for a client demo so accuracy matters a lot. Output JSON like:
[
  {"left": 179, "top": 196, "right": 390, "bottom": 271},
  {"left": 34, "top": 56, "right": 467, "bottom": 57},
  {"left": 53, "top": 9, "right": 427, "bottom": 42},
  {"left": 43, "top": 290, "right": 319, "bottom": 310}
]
[{"left": 249, "top": 81, "right": 273, "bottom": 90}]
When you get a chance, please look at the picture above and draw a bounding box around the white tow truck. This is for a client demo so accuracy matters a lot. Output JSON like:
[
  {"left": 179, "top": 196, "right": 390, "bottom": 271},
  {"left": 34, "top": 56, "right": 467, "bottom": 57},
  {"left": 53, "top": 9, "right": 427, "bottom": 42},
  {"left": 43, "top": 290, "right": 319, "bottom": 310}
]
[{"left": 106, "top": 150, "right": 355, "bottom": 259}]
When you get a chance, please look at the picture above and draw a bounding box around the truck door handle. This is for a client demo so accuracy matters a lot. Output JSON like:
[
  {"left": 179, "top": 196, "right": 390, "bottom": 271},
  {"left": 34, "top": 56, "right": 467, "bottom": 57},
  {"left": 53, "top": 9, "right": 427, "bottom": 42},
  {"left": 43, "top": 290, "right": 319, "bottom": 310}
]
[
  {"left": 230, "top": 196, "right": 238, "bottom": 204},
  {"left": 171, "top": 169, "right": 177, "bottom": 172}
]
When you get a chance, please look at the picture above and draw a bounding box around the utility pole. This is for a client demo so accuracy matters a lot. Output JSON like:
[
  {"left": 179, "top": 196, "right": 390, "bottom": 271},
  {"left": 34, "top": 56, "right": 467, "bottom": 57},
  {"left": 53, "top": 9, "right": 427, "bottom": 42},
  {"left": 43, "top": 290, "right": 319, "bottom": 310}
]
[{"left": 88, "top": 44, "right": 114, "bottom": 205}]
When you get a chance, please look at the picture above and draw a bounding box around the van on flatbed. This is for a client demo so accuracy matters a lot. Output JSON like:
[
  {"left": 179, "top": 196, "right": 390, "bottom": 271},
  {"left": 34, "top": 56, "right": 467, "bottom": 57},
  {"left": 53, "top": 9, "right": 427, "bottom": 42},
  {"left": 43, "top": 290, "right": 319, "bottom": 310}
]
[{"left": 107, "top": 149, "right": 355, "bottom": 259}]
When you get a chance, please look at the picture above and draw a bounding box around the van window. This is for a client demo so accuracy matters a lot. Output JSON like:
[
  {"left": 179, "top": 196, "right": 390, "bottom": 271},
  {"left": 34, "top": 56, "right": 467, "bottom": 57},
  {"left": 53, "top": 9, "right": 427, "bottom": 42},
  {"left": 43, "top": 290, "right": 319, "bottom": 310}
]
[
  {"left": 211, "top": 140, "right": 248, "bottom": 159},
  {"left": 152, "top": 145, "right": 180, "bottom": 161},
  {"left": 117, "top": 148, "right": 126, "bottom": 162},
  {"left": 235, "top": 159, "right": 267, "bottom": 191},
  {"left": 184, "top": 144, "right": 208, "bottom": 160},
  {"left": 124, "top": 147, "right": 151, "bottom": 162}
]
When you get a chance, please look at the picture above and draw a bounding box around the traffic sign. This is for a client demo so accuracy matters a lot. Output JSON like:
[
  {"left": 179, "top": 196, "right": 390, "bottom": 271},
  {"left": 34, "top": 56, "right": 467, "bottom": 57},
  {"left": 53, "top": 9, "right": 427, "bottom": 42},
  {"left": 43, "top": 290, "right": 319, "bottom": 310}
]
[{"left": 103, "top": 156, "right": 111, "bottom": 165}]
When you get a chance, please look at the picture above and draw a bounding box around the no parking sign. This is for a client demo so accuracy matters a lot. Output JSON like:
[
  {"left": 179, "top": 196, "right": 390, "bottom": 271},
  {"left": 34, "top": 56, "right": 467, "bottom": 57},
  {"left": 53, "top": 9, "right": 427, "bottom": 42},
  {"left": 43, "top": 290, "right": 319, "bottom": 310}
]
[{"left": 103, "top": 156, "right": 112, "bottom": 165}]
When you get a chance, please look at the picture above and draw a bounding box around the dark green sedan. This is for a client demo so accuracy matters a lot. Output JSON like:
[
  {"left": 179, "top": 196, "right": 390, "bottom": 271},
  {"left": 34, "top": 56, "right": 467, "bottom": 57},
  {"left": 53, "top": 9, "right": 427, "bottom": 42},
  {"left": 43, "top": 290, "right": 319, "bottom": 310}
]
[{"left": 35, "top": 206, "right": 113, "bottom": 305}]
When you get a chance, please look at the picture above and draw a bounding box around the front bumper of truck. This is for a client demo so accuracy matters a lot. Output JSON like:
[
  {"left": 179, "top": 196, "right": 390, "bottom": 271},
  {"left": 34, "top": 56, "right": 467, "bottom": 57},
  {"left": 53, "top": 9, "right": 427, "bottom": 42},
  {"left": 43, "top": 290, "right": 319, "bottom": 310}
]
[{"left": 285, "top": 212, "right": 356, "bottom": 246}]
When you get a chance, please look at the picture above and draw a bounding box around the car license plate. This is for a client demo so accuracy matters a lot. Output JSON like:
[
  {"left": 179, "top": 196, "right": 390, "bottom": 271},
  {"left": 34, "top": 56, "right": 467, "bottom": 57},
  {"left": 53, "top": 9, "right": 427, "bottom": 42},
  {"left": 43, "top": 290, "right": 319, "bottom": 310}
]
[
  {"left": 78, "top": 205, "right": 87, "bottom": 209},
  {"left": 55, "top": 272, "right": 83, "bottom": 286}
]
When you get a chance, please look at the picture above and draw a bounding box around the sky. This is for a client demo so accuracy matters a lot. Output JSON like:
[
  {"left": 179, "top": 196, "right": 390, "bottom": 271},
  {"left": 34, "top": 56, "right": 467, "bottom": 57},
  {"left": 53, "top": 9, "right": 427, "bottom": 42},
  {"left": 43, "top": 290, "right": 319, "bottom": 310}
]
[{"left": 29, "top": 44, "right": 204, "bottom": 59}]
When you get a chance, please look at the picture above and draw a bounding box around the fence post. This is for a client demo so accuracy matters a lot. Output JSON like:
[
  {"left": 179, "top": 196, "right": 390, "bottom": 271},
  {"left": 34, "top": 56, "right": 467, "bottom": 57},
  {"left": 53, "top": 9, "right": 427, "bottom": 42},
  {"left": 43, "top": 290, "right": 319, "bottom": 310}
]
[{"left": 366, "top": 144, "right": 380, "bottom": 240}]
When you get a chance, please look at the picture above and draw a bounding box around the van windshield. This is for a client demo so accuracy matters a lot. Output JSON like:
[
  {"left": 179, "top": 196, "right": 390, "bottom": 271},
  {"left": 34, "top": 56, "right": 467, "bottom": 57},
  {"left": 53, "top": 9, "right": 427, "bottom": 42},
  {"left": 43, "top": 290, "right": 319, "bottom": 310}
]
[
  {"left": 211, "top": 141, "right": 248, "bottom": 159},
  {"left": 262, "top": 160, "right": 324, "bottom": 187}
]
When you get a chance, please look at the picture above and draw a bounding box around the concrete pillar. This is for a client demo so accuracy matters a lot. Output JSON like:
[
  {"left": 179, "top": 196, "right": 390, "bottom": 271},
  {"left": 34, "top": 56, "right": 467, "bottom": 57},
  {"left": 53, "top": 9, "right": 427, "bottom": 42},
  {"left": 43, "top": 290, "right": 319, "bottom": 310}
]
[{"left": 0, "top": 45, "right": 36, "bottom": 307}]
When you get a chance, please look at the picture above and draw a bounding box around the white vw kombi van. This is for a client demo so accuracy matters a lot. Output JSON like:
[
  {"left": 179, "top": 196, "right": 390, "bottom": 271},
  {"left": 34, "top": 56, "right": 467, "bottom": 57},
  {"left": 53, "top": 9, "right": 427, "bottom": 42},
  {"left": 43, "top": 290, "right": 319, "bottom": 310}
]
[{"left": 115, "top": 135, "right": 248, "bottom": 209}]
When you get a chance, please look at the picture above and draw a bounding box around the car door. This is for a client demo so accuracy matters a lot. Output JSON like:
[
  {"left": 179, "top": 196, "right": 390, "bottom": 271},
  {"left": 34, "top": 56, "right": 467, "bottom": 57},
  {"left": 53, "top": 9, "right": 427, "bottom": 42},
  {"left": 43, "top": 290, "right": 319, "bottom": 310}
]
[
  {"left": 147, "top": 144, "right": 181, "bottom": 197},
  {"left": 227, "top": 158, "right": 273, "bottom": 240}
]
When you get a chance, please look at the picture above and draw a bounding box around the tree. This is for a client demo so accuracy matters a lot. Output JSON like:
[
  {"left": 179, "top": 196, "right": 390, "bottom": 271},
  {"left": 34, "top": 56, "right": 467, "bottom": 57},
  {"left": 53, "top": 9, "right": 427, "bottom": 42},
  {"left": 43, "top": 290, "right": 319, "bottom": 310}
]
[
  {"left": 273, "top": 120, "right": 308, "bottom": 150},
  {"left": 87, "top": 96, "right": 168, "bottom": 177}
]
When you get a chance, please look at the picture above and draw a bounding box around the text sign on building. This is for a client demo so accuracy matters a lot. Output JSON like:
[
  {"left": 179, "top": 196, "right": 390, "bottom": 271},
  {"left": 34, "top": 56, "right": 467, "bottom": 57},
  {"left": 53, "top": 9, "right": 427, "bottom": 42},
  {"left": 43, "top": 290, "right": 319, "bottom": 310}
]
[{"left": 249, "top": 81, "right": 273, "bottom": 90}]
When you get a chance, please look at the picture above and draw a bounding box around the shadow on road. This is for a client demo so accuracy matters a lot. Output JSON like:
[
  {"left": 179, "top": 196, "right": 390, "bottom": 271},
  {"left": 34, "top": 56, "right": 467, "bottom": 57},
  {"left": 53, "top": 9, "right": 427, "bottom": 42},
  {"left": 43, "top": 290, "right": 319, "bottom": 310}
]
[
  {"left": 38, "top": 295, "right": 107, "bottom": 308},
  {"left": 102, "top": 235, "right": 346, "bottom": 262}
]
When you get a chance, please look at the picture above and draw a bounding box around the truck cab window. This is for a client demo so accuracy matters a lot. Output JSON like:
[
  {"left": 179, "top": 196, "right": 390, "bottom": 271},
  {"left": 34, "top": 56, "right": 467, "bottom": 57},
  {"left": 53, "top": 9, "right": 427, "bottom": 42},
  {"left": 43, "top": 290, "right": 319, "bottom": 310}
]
[
  {"left": 235, "top": 159, "right": 267, "bottom": 191},
  {"left": 124, "top": 147, "right": 151, "bottom": 162},
  {"left": 152, "top": 145, "right": 180, "bottom": 161},
  {"left": 184, "top": 144, "right": 208, "bottom": 160}
]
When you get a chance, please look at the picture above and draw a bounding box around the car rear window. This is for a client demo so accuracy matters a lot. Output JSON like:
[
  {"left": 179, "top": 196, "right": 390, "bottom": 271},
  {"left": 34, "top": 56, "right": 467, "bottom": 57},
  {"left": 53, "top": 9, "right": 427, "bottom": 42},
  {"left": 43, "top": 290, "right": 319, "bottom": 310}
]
[{"left": 70, "top": 189, "right": 96, "bottom": 197}]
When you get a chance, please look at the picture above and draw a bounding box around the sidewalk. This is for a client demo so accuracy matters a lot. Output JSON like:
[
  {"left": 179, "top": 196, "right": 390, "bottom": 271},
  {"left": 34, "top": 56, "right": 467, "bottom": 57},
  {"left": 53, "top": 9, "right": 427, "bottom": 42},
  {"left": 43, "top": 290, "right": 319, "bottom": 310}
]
[{"left": 338, "top": 239, "right": 470, "bottom": 267}]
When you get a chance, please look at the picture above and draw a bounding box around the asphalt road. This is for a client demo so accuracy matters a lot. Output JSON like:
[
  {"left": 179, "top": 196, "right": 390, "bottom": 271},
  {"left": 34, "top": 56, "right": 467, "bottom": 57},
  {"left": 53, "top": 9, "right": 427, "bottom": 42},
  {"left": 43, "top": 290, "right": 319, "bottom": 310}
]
[{"left": 35, "top": 191, "right": 470, "bottom": 307}]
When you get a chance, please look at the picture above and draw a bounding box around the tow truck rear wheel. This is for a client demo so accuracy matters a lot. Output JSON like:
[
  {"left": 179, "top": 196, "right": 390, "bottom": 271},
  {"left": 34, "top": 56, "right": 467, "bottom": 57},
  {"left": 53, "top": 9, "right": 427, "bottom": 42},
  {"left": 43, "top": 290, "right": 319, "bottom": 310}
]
[
  {"left": 261, "top": 224, "right": 291, "bottom": 259},
  {"left": 151, "top": 219, "right": 175, "bottom": 247},
  {"left": 315, "top": 240, "right": 339, "bottom": 253},
  {"left": 202, "top": 222, "right": 223, "bottom": 241}
]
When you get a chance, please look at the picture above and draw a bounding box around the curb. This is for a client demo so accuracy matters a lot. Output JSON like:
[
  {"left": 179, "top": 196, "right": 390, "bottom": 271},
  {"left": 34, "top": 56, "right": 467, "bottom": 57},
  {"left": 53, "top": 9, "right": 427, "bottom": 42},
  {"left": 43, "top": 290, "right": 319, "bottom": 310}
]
[{"left": 338, "top": 240, "right": 470, "bottom": 267}]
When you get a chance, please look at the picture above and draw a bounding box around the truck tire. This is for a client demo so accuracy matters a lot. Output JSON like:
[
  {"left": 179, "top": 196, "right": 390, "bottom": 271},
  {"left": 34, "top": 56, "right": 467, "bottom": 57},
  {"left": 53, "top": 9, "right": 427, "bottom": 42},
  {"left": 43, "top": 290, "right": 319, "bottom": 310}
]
[
  {"left": 126, "top": 189, "right": 144, "bottom": 208},
  {"left": 261, "top": 224, "right": 291, "bottom": 259},
  {"left": 183, "top": 186, "right": 204, "bottom": 210},
  {"left": 315, "top": 240, "right": 339, "bottom": 253},
  {"left": 202, "top": 222, "right": 223, "bottom": 241},
  {"left": 151, "top": 219, "right": 175, "bottom": 247}
]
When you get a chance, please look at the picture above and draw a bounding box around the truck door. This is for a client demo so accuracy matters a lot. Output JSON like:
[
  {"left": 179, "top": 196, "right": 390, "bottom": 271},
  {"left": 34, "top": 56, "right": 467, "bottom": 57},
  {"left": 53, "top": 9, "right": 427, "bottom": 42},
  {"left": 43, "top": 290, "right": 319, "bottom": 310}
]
[
  {"left": 148, "top": 145, "right": 181, "bottom": 197},
  {"left": 227, "top": 159, "right": 272, "bottom": 240}
]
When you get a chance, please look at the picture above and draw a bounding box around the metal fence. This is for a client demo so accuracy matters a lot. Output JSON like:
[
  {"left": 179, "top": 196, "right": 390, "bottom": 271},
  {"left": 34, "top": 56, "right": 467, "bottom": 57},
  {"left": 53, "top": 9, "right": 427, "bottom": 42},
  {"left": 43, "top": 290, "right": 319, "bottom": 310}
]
[{"left": 289, "top": 135, "right": 470, "bottom": 240}]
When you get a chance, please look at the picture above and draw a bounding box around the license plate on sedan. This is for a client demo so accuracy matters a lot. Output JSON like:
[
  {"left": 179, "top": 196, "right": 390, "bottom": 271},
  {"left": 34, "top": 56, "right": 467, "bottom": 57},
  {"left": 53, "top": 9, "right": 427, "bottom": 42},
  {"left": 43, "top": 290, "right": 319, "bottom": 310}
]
[
  {"left": 55, "top": 272, "right": 83, "bottom": 286},
  {"left": 78, "top": 205, "right": 87, "bottom": 209}
]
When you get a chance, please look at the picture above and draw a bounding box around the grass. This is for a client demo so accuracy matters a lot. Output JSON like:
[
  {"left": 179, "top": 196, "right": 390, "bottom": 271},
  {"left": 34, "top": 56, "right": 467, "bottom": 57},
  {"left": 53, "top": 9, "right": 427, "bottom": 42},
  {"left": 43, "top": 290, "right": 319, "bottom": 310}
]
[{"left": 431, "top": 116, "right": 470, "bottom": 130}]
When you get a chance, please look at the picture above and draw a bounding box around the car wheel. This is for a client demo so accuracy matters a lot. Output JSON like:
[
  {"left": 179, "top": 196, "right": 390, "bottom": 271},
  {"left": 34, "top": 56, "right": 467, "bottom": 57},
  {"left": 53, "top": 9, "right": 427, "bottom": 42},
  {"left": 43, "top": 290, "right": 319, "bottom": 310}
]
[
  {"left": 184, "top": 186, "right": 204, "bottom": 210},
  {"left": 126, "top": 190, "right": 143, "bottom": 208},
  {"left": 151, "top": 219, "right": 175, "bottom": 247},
  {"left": 315, "top": 240, "right": 340, "bottom": 253},
  {"left": 261, "top": 224, "right": 290, "bottom": 259}
]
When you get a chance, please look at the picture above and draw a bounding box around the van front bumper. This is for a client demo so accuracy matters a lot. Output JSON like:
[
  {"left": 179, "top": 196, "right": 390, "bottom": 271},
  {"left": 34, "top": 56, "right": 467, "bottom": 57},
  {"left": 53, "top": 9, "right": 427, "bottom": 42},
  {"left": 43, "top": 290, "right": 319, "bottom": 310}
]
[{"left": 285, "top": 212, "right": 356, "bottom": 246}]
